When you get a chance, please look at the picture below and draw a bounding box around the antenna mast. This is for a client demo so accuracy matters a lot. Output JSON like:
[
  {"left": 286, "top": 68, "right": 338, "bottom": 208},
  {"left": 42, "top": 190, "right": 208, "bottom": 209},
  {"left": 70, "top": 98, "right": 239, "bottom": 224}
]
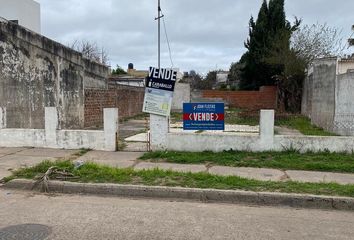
[{"left": 155, "top": 0, "right": 164, "bottom": 68}]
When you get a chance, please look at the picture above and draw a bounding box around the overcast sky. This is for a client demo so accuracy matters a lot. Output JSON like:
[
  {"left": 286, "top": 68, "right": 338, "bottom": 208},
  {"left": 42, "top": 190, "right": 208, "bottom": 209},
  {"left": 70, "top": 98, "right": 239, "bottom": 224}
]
[{"left": 38, "top": 0, "right": 353, "bottom": 74}]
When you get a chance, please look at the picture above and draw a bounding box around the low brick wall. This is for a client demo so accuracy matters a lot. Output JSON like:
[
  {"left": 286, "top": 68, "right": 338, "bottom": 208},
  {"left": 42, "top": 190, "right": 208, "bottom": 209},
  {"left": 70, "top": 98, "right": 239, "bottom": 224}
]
[
  {"left": 202, "top": 86, "right": 277, "bottom": 110},
  {"left": 84, "top": 85, "right": 145, "bottom": 128}
]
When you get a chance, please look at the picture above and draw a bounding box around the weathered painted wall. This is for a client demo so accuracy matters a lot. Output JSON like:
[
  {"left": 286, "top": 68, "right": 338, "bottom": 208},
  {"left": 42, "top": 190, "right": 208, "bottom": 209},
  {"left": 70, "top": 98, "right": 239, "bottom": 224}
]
[
  {"left": 0, "top": 107, "right": 118, "bottom": 151},
  {"left": 334, "top": 72, "right": 354, "bottom": 136},
  {"left": 301, "top": 58, "right": 354, "bottom": 136},
  {"left": 0, "top": 20, "right": 109, "bottom": 129},
  {"left": 309, "top": 58, "right": 337, "bottom": 132}
]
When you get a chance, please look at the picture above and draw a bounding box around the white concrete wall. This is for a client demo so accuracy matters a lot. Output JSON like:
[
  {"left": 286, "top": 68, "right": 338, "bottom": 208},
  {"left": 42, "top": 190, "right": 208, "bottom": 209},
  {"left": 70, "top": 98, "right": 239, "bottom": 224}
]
[
  {"left": 149, "top": 110, "right": 354, "bottom": 153},
  {"left": 166, "top": 133, "right": 354, "bottom": 153},
  {"left": 334, "top": 72, "right": 354, "bottom": 136},
  {"left": 0, "top": 107, "right": 118, "bottom": 151},
  {"left": 0, "top": 0, "right": 41, "bottom": 33},
  {"left": 302, "top": 58, "right": 354, "bottom": 136},
  {"left": 172, "top": 83, "right": 191, "bottom": 110}
]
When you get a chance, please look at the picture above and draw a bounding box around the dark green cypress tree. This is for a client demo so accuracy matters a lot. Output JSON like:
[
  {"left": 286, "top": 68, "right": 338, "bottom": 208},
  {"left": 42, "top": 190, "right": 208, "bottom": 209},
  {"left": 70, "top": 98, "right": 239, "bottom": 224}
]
[
  {"left": 239, "top": 0, "right": 272, "bottom": 90},
  {"left": 268, "top": 0, "right": 286, "bottom": 33},
  {"left": 238, "top": 0, "right": 299, "bottom": 90}
]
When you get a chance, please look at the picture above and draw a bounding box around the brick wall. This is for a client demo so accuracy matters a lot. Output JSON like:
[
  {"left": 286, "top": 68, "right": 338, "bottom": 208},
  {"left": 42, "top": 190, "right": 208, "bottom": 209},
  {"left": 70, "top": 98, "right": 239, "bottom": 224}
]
[
  {"left": 202, "top": 86, "right": 277, "bottom": 110},
  {"left": 84, "top": 85, "right": 145, "bottom": 128}
]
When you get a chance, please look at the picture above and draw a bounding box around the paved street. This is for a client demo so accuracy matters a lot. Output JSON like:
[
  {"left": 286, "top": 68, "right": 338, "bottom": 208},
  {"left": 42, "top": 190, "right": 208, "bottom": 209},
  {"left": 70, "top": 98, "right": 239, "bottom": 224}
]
[{"left": 0, "top": 189, "right": 354, "bottom": 240}]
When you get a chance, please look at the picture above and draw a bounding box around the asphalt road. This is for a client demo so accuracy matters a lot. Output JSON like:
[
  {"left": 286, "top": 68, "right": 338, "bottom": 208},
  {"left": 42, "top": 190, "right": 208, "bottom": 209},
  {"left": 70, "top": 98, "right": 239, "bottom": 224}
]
[{"left": 0, "top": 189, "right": 354, "bottom": 240}]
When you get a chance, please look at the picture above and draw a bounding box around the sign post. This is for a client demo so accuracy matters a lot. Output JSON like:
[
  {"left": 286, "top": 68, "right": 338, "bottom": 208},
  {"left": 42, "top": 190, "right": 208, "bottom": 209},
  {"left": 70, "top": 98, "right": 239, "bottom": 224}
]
[{"left": 143, "top": 67, "right": 178, "bottom": 151}]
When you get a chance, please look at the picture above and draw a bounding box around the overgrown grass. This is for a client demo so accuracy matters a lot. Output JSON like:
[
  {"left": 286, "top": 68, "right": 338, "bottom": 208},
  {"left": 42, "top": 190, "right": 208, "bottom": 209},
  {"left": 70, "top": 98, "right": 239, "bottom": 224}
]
[
  {"left": 275, "top": 116, "right": 336, "bottom": 136},
  {"left": 225, "top": 109, "right": 259, "bottom": 126},
  {"left": 5, "top": 160, "right": 354, "bottom": 198},
  {"left": 140, "top": 150, "right": 354, "bottom": 173}
]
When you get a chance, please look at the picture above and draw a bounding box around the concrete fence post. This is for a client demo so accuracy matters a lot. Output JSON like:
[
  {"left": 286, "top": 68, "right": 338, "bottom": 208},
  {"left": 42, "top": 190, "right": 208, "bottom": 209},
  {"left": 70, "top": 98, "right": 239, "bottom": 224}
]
[
  {"left": 104, "top": 108, "right": 119, "bottom": 151},
  {"left": 45, "top": 107, "right": 59, "bottom": 147},
  {"left": 0, "top": 107, "right": 6, "bottom": 129},
  {"left": 260, "top": 110, "right": 275, "bottom": 150},
  {"left": 150, "top": 114, "right": 169, "bottom": 151}
]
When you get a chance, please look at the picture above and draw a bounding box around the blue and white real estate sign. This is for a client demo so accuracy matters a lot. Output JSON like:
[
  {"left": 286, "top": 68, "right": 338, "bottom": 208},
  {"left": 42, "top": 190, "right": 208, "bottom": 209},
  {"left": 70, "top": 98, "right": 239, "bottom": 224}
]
[
  {"left": 183, "top": 103, "right": 225, "bottom": 131},
  {"left": 143, "top": 67, "right": 178, "bottom": 117}
]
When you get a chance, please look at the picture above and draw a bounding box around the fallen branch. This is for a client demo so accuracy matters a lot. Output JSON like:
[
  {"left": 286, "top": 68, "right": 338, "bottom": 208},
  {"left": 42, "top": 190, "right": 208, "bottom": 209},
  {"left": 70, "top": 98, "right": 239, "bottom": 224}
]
[{"left": 32, "top": 167, "right": 77, "bottom": 193}]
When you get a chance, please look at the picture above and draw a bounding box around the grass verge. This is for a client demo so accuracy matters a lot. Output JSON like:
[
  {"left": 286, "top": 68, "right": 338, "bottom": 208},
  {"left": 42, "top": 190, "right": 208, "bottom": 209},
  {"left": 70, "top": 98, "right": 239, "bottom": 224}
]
[
  {"left": 140, "top": 150, "right": 354, "bottom": 173},
  {"left": 4, "top": 160, "right": 354, "bottom": 198}
]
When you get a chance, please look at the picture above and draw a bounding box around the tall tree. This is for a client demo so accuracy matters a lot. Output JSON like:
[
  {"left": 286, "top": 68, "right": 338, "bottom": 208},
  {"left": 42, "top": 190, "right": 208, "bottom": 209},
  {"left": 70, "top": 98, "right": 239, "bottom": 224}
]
[
  {"left": 238, "top": 0, "right": 299, "bottom": 90},
  {"left": 268, "top": 0, "right": 286, "bottom": 34},
  {"left": 239, "top": 0, "right": 271, "bottom": 89}
]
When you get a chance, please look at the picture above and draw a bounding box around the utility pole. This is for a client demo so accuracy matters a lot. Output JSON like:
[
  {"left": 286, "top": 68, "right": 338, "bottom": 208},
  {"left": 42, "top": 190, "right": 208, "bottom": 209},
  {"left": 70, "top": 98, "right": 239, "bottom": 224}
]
[{"left": 155, "top": 0, "right": 164, "bottom": 68}]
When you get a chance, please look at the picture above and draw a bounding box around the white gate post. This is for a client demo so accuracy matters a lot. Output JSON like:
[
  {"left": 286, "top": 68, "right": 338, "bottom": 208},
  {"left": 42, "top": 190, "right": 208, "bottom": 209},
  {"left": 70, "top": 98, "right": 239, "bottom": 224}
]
[
  {"left": 259, "top": 110, "right": 275, "bottom": 150},
  {"left": 104, "top": 108, "right": 119, "bottom": 151},
  {"left": 45, "top": 107, "right": 59, "bottom": 147},
  {"left": 0, "top": 107, "right": 6, "bottom": 129},
  {"left": 150, "top": 114, "right": 169, "bottom": 151}
]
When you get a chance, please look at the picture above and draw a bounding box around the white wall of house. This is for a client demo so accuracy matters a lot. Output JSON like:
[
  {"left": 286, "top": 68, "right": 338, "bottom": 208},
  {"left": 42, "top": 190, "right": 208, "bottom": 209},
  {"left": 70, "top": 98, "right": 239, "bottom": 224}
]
[
  {"left": 216, "top": 72, "right": 228, "bottom": 84},
  {"left": 0, "top": 0, "right": 41, "bottom": 33}
]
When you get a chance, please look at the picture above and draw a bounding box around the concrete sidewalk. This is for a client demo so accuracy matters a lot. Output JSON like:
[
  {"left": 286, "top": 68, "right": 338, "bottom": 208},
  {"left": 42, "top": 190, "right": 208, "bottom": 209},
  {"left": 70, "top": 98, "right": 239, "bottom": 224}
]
[
  {"left": 75, "top": 151, "right": 354, "bottom": 185},
  {"left": 0, "top": 148, "right": 78, "bottom": 180},
  {"left": 1, "top": 148, "right": 354, "bottom": 185}
]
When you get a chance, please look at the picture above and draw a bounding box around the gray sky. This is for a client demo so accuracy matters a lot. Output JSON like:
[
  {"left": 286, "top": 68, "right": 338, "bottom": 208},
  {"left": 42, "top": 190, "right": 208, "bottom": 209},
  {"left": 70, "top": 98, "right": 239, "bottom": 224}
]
[{"left": 38, "top": 0, "right": 354, "bottom": 73}]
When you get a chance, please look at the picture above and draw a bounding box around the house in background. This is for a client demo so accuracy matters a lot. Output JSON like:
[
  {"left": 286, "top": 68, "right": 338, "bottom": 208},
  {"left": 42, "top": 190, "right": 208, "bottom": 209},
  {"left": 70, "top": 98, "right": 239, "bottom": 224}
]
[
  {"left": 214, "top": 70, "right": 229, "bottom": 89},
  {"left": 0, "top": 0, "right": 41, "bottom": 33},
  {"left": 216, "top": 71, "right": 229, "bottom": 85},
  {"left": 110, "top": 63, "right": 147, "bottom": 87}
]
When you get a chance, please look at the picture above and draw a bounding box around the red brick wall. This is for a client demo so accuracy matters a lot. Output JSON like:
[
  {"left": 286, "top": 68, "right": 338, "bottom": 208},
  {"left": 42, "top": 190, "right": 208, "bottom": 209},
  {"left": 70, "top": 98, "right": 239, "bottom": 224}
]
[
  {"left": 84, "top": 85, "right": 145, "bottom": 128},
  {"left": 202, "top": 86, "right": 277, "bottom": 110}
]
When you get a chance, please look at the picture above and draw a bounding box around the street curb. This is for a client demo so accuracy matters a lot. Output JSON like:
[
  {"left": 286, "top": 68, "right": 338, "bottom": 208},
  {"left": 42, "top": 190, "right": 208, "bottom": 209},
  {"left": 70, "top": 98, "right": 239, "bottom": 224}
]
[{"left": 3, "top": 179, "right": 354, "bottom": 211}]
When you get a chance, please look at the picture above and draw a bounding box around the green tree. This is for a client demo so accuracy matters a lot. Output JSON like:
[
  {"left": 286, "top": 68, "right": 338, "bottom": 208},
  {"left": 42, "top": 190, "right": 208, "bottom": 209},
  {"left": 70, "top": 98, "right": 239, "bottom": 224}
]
[
  {"left": 240, "top": 0, "right": 271, "bottom": 90},
  {"left": 228, "top": 61, "right": 244, "bottom": 89},
  {"left": 239, "top": 0, "right": 300, "bottom": 90},
  {"left": 266, "top": 29, "right": 306, "bottom": 112},
  {"left": 194, "top": 71, "right": 216, "bottom": 90},
  {"left": 111, "top": 65, "right": 127, "bottom": 75}
]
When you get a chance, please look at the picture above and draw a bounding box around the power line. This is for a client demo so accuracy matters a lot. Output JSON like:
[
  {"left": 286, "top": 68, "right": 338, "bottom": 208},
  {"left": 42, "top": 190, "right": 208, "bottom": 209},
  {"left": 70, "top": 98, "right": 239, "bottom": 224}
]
[{"left": 160, "top": 10, "right": 174, "bottom": 68}]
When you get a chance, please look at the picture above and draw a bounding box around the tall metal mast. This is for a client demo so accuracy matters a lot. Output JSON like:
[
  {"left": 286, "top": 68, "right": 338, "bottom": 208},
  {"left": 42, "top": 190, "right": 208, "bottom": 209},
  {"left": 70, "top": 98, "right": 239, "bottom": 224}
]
[{"left": 155, "top": 0, "right": 164, "bottom": 68}]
